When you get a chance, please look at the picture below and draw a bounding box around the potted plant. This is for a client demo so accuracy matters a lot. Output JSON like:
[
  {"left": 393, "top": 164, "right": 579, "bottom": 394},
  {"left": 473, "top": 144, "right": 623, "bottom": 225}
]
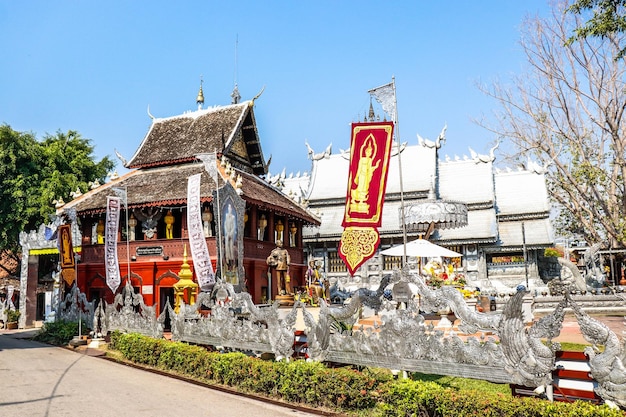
[{"left": 6, "top": 309, "right": 20, "bottom": 329}]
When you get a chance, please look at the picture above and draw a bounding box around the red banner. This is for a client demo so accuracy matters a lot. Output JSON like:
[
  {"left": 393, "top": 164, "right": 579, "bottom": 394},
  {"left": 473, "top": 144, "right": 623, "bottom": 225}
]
[
  {"left": 339, "top": 227, "right": 380, "bottom": 276},
  {"left": 59, "top": 224, "right": 75, "bottom": 269},
  {"left": 339, "top": 122, "right": 394, "bottom": 275},
  {"left": 342, "top": 122, "right": 394, "bottom": 227}
]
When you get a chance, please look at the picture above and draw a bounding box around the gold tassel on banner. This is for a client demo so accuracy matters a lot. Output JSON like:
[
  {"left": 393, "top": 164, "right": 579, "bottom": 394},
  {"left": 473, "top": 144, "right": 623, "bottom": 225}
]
[{"left": 61, "top": 268, "right": 76, "bottom": 286}]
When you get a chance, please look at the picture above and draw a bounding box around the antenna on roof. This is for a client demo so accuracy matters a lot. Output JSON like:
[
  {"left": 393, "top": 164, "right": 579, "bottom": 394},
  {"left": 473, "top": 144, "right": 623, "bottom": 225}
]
[
  {"left": 196, "top": 75, "right": 205, "bottom": 110},
  {"left": 231, "top": 35, "right": 241, "bottom": 104}
]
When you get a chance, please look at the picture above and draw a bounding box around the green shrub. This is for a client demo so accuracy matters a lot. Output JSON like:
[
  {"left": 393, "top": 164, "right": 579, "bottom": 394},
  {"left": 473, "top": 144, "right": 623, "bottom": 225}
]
[
  {"left": 109, "top": 332, "right": 165, "bottom": 366},
  {"left": 108, "top": 332, "right": 626, "bottom": 416},
  {"left": 6, "top": 309, "right": 20, "bottom": 322},
  {"left": 33, "top": 319, "right": 89, "bottom": 345},
  {"left": 375, "top": 379, "right": 624, "bottom": 417}
]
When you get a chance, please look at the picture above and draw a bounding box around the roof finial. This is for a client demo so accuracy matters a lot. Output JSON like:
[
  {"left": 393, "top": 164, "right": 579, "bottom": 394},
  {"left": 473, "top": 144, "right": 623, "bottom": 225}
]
[
  {"left": 196, "top": 75, "right": 205, "bottom": 110},
  {"left": 231, "top": 83, "right": 241, "bottom": 104},
  {"left": 368, "top": 97, "right": 376, "bottom": 121}
]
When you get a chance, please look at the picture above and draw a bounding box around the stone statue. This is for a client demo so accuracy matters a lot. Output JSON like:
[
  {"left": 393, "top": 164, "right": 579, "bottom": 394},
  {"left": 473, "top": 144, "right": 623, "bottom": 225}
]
[
  {"left": 306, "top": 260, "right": 327, "bottom": 303},
  {"left": 267, "top": 240, "right": 291, "bottom": 295}
]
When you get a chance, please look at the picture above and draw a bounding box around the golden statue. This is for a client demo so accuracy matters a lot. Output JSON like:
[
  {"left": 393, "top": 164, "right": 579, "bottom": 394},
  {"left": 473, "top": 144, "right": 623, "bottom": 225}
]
[
  {"left": 164, "top": 210, "right": 175, "bottom": 239},
  {"left": 350, "top": 135, "right": 380, "bottom": 213},
  {"left": 96, "top": 219, "right": 105, "bottom": 244}
]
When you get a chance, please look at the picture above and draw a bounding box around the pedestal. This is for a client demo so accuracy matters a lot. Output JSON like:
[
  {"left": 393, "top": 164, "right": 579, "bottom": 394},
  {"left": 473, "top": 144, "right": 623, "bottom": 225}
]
[
  {"left": 437, "top": 314, "right": 454, "bottom": 329},
  {"left": 275, "top": 294, "right": 295, "bottom": 307}
]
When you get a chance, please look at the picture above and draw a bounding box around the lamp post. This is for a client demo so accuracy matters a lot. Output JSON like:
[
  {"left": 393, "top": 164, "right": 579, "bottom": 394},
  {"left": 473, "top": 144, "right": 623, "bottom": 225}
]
[{"left": 522, "top": 222, "right": 529, "bottom": 289}]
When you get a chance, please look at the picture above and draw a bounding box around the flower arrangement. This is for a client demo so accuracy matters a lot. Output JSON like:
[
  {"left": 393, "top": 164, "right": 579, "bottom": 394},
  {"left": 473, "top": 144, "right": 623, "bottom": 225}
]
[
  {"left": 424, "top": 261, "right": 466, "bottom": 288},
  {"left": 424, "top": 261, "right": 478, "bottom": 298}
]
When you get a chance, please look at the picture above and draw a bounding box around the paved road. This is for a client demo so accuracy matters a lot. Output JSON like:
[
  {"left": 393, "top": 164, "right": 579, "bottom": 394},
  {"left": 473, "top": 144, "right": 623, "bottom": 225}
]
[{"left": 0, "top": 333, "right": 324, "bottom": 417}]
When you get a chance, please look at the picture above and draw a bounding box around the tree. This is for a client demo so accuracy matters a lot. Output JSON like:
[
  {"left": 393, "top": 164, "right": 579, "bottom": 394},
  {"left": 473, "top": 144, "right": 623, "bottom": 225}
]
[
  {"left": 566, "top": 0, "right": 626, "bottom": 58},
  {"left": 0, "top": 125, "right": 114, "bottom": 275},
  {"left": 478, "top": 1, "right": 626, "bottom": 249}
]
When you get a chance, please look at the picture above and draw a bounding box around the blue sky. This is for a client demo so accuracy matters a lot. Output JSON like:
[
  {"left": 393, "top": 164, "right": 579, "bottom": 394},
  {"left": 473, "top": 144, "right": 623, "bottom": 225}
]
[{"left": 1, "top": 1, "right": 550, "bottom": 177}]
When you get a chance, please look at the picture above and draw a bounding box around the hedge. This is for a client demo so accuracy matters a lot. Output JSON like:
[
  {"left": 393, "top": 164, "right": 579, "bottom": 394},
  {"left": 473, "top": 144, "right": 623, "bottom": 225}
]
[{"left": 109, "top": 332, "right": 625, "bottom": 416}]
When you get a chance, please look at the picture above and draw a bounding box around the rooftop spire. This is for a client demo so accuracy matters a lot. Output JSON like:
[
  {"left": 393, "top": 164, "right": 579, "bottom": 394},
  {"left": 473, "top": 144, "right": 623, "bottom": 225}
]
[
  {"left": 196, "top": 76, "right": 205, "bottom": 110},
  {"left": 368, "top": 97, "right": 376, "bottom": 121},
  {"left": 231, "top": 83, "right": 241, "bottom": 104}
]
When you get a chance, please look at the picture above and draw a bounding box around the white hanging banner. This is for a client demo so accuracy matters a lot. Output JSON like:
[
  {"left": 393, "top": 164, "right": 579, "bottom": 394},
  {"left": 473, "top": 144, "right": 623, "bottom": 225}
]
[
  {"left": 368, "top": 81, "right": 396, "bottom": 121},
  {"left": 7, "top": 285, "right": 15, "bottom": 310},
  {"left": 105, "top": 196, "right": 121, "bottom": 293},
  {"left": 187, "top": 173, "right": 215, "bottom": 291}
]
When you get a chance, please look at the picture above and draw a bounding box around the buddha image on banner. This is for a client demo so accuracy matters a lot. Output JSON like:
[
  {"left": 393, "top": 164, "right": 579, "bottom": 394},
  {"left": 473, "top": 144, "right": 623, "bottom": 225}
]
[
  {"left": 339, "top": 121, "right": 394, "bottom": 275},
  {"left": 343, "top": 122, "right": 394, "bottom": 227}
]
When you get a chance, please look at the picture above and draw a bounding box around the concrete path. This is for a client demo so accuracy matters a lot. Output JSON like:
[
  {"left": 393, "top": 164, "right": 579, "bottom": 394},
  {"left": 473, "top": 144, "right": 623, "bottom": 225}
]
[{"left": 0, "top": 331, "right": 327, "bottom": 417}]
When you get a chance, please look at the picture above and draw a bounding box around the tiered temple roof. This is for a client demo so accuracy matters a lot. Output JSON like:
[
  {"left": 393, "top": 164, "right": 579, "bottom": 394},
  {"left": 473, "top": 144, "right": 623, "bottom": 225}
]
[{"left": 61, "top": 100, "right": 318, "bottom": 225}]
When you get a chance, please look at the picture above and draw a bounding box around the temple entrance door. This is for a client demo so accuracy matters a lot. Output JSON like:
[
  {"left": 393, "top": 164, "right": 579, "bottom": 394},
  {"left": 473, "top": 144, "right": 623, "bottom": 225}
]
[
  {"left": 159, "top": 287, "right": 174, "bottom": 331},
  {"left": 36, "top": 293, "right": 45, "bottom": 321}
]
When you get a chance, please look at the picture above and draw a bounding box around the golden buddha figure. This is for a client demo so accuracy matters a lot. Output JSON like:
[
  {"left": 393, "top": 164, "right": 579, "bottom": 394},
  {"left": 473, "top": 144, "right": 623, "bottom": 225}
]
[
  {"left": 164, "top": 210, "right": 175, "bottom": 239},
  {"left": 349, "top": 135, "right": 380, "bottom": 213},
  {"left": 96, "top": 219, "right": 105, "bottom": 244}
]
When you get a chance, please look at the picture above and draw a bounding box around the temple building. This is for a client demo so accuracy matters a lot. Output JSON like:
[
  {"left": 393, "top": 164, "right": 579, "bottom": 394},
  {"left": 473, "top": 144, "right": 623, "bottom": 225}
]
[
  {"left": 282, "top": 125, "right": 554, "bottom": 292},
  {"left": 17, "top": 89, "right": 553, "bottom": 328},
  {"left": 17, "top": 87, "right": 319, "bottom": 327}
]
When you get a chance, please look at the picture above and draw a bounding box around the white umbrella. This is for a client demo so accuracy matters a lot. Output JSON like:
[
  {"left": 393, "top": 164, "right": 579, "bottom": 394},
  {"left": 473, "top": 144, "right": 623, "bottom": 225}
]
[{"left": 380, "top": 238, "right": 462, "bottom": 258}]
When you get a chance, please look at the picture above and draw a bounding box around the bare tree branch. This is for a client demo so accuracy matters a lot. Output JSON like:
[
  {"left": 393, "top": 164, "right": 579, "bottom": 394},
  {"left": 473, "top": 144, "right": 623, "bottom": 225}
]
[{"left": 478, "top": 1, "right": 626, "bottom": 248}]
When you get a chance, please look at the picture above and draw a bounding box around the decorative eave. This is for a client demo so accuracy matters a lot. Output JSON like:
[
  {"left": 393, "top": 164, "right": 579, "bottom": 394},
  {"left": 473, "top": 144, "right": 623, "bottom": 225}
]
[
  {"left": 234, "top": 168, "right": 320, "bottom": 226},
  {"left": 435, "top": 237, "right": 498, "bottom": 246},
  {"left": 482, "top": 244, "right": 551, "bottom": 253},
  {"left": 497, "top": 212, "right": 549, "bottom": 222}
]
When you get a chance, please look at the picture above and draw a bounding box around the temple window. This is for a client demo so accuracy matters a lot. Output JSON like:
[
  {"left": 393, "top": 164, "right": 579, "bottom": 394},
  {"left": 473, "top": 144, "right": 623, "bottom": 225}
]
[{"left": 328, "top": 250, "right": 347, "bottom": 273}]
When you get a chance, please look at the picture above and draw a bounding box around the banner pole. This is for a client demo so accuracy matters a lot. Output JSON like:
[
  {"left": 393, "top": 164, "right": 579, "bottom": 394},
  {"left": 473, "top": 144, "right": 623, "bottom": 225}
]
[
  {"left": 392, "top": 77, "right": 408, "bottom": 265},
  {"left": 215, "top": 153, "right": 224, "bottom": 281}
]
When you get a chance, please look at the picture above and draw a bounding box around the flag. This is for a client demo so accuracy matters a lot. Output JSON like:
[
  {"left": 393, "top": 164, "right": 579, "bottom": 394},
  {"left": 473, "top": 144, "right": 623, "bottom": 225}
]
[
  {"left": 58, "top": 224, "right": 75, "bottom": 269},
  {"left": 339, "top": 121, "right": 394, "bottom": 275},
  {"left": 342, "top": 122, "right": 394, "bottom": 228},
  {"left": 105, "top": 196, "right": 121, "bottom": 293},
  {"left": 187, "top": 173, "right": 216, "bottom": 291},
  {"left": 368, "top": 81, "right": 396, "bottom": 121},
  {"left": 58, "top": 223, "right": 76, "bottom": 285},
  {"left": 196, "top": 152, "right": 219, "bottom": 183}
]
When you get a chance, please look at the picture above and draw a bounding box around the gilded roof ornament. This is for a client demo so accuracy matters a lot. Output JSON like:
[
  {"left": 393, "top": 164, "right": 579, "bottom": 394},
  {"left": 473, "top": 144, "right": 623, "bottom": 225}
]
[{"left": 196, "top": 76, "right": 205, "bottom": 110}]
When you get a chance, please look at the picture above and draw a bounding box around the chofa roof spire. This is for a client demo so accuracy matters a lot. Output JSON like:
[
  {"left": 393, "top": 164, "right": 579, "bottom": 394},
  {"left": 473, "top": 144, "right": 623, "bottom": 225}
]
[{"left": 231, "top": 83, "right": 241, "bottom": 104}]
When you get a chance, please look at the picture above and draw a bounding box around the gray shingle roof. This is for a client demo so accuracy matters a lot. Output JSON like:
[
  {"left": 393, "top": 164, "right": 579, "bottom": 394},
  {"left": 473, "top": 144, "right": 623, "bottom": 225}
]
[{"left": 127, "top": 101, "right": 266, "bottom": 175}]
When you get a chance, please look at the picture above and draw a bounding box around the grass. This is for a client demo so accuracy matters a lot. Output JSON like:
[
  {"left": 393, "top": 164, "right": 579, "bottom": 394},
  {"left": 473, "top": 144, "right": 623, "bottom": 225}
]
[
  {"left": 557, "top": 341, "right": 589, "bottom": 352},
  {"left": 411, "top": 372, "right": 511, "bottom": 395}
]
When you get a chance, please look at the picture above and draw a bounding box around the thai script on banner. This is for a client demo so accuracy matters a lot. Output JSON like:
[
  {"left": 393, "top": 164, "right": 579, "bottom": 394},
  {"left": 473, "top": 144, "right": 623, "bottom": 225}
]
[
  {"left": 105, "top": 196, "right": 121, "bottom": 293},
  {"left": 187, "top": 173, "right": 215, "bottom": 291}
]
